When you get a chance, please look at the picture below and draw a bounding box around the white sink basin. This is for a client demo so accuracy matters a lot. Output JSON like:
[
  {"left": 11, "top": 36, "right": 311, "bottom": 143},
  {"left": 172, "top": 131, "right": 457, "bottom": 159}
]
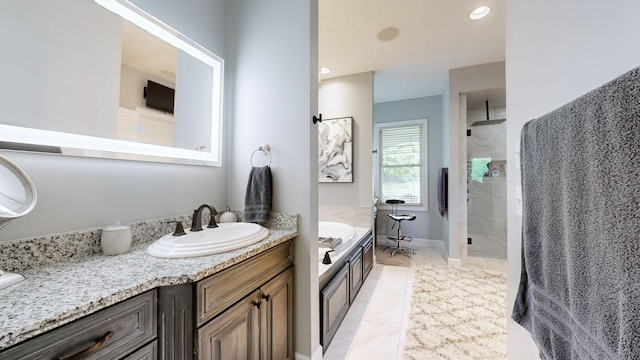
[{"left": 147, "top": 222, "right": 269, "bottom": 258}]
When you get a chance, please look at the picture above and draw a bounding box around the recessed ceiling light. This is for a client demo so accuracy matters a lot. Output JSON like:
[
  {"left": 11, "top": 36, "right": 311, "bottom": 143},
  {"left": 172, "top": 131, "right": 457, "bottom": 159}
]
[
  {"left": 469, "top": 6, "right": 491, "bottom": 20},
  {"left": 378, "top": 26, "right": 400, "bottom": 42},
  {"left": 319, "top": 67, "right": 331, "bottom": 75}
]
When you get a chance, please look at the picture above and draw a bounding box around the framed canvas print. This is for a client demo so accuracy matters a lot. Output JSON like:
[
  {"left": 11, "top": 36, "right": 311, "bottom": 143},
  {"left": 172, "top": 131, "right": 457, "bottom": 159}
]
[{"left": 318, "top": 116, "right": 353, "bottom": 183}]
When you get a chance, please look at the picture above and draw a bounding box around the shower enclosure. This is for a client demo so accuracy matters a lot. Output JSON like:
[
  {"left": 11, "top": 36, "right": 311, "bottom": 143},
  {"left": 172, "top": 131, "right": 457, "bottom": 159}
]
[{"left": 466, "top": 98, "right": 507, "bottom": 260}]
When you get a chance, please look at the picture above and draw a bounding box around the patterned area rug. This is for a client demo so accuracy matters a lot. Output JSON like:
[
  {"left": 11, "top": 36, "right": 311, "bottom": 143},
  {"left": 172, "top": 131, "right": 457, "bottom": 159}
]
[
  {"left": 403, "top": 265, "right": 507, "bottom": 360},
  {"left": 375, "top": 246, "right": 412, "bottom": 267}
]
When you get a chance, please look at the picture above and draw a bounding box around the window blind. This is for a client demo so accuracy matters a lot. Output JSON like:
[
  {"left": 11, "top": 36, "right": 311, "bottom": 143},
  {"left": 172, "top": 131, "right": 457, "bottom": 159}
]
[{"left": 379, "top": 124, "right": 423, "bottom": 204}]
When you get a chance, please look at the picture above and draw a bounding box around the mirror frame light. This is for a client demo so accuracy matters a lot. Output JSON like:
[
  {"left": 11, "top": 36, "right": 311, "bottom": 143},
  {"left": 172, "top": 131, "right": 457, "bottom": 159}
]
[{"left": 0, "top": 0, "right": 224, "bottom": 166}]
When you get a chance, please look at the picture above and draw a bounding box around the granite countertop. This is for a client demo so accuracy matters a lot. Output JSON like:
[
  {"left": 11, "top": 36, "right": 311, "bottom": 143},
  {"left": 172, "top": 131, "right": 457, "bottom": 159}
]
[{"left": 0, "top": 227, "right": 297, "bottom": 351}]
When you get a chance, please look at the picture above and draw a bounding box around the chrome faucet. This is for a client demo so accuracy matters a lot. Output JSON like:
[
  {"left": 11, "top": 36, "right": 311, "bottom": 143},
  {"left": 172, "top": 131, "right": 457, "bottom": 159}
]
[{"left": 190, "top": 204, "right": 218, "bottom": 232}]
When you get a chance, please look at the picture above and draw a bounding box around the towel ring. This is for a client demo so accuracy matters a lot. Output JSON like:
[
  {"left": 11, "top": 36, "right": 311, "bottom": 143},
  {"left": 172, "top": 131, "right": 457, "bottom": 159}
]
[{"left": 251, "top": 144, "right": 271, "bottom": 167}]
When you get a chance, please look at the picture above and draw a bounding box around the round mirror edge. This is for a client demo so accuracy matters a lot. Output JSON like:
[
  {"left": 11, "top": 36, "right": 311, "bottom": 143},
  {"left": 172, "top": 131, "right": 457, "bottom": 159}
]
[{"left": 0, "top": 154, "right": 38, "bottom": 229}]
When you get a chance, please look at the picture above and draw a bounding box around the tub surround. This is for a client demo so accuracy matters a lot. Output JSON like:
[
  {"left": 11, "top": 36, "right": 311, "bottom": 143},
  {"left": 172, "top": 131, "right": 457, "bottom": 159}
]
[
  {"left": 0, "top": 212, "right": 297, "bottom": 350},
  {"left": 318, "top": 205, "right": 373, "bottom": 278},
  {"left": 319, "top": 205, "right": 373, "bottom": 229}
]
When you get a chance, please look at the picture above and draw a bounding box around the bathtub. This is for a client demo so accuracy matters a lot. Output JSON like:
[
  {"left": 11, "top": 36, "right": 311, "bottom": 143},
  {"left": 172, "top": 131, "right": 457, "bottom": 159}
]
[{"left": 318, "top": 221, "right": 369, "bottom": 277}]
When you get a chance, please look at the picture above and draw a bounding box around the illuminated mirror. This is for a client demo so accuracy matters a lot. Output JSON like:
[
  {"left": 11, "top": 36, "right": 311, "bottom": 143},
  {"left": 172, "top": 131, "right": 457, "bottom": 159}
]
[{"left": 0, "top": 0, "right": 224, "bottom": 166}]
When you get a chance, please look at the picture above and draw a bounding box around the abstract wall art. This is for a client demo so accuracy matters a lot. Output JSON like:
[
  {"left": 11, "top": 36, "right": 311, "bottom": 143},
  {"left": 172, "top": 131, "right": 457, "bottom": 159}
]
[{"left": 318, "top": 116, "right": 353, "bottom": 183}]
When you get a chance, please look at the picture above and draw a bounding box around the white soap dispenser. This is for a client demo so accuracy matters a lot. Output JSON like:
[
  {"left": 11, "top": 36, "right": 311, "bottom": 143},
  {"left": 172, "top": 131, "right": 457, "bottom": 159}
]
[{"left": 219, "top": 203, "right": 238, "bottom": 223}]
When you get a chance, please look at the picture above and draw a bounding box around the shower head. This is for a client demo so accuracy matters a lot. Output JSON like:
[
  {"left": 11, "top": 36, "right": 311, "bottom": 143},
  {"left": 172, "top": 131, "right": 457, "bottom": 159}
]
[
  {"left": 471, "top": 119, "right": 505, "bottom": 126},
  {"left": 471, "top": 100, "right": 505, "bottom": 127}
]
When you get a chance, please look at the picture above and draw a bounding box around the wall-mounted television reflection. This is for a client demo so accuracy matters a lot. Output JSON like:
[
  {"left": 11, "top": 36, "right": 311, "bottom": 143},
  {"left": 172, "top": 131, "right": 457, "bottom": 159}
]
[{"left": 144, "top": 80, "right": 174, "bottom": 114}]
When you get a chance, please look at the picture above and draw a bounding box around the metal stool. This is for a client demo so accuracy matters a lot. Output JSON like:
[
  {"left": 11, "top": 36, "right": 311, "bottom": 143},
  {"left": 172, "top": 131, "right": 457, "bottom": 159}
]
[{"left": 384, "top": 199, "right": 416, "bottom": 258}]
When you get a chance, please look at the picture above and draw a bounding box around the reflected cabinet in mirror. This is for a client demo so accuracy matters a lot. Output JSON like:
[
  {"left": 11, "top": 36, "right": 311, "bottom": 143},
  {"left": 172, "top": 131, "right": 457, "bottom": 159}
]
[{"left": 0, "top": 0, "right": 224, "bottom": 166}]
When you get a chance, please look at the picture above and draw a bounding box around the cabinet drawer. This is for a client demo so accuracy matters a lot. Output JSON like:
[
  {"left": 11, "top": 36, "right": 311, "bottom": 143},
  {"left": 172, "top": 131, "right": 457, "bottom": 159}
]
[
  {"left": 0, "top": 290, "right": 157, "bottom": 360},
  {"left": 197, "top": 240, "right": 294, "bottom": 326},
  {"left": 123, "top": 341, "right": 157, "bottom": 360}
]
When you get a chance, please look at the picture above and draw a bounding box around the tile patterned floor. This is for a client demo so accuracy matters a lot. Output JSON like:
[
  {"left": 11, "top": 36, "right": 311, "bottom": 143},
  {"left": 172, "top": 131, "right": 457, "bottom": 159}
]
[{"left": 322, "top": 244, "right": 507, "bottom": 360}]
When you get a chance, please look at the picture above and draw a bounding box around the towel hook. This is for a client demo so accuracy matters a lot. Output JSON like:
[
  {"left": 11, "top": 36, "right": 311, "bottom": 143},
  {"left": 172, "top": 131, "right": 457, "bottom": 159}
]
[{"left": 251, "top": 144, "right": 271, "bottom": 167}]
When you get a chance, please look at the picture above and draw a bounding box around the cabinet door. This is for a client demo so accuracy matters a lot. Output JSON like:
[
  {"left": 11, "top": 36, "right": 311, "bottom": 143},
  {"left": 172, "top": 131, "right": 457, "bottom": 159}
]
[
  {"left": 362, "top": 235, "right": 374, "bottom": 280},
  {"left": 197, "top": 290, "right": 261, "bottom": 360},
  {"left": 349, "top": 249, "right": 363, "bottom": 304},
  {"left": 260, "top": 267, "right": 294, "bottom": 360},
  {"left": 320, "top": 264, "right": 350, "bottom": 349}
]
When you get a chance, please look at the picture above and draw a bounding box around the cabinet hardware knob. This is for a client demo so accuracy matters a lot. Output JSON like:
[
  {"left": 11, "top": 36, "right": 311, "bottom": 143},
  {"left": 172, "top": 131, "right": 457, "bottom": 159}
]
[
  {"left": 262, "top": 294, "right": 271, "bottom": 302},
  {"left": 253, "top": 300, "right": 262, "bottom": 309},
  {"left": 58, "top": 331, "right": 114, "bottom": 360}
]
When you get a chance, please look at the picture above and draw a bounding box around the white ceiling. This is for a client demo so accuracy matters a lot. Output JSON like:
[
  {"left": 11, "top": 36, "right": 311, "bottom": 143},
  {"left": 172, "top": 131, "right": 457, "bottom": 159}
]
[{"left": 319, "top": 0, "right": 506, "bottom": 104}]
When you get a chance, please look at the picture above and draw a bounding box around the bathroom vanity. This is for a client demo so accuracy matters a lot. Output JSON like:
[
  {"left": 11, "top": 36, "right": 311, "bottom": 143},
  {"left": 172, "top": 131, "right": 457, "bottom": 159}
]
[{"left": 0, "top": 217, "right": 297, "bottom": 360}]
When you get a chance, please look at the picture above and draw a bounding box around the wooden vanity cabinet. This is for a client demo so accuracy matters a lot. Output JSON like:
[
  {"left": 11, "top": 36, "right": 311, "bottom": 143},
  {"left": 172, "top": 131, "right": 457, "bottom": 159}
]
[
  {"left": 0, "top": 241, "right": 294, "bottom": 360},
  {"left": 0, "top": 290, "right": 157, "bottom": 360},
  {"left": 197, "top": 267, "right": 294, "bottom": 360},
  {"left": 158, "top": 239, "right": 295, "bottom": 360},
  {"left": 195, "top": 241, "right": 294, "bottom": 360}
]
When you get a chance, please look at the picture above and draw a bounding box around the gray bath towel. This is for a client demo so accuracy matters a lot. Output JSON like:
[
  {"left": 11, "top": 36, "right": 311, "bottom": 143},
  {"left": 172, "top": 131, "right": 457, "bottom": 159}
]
[
  {"left": 243, "top": 166, "right": 272, "bottom": 223},
  {"left": 437, "top": 167, "right": 448, "bottom": 217},
  {"left": 513, "top": 67, "right": 640, "bottom": 359}
]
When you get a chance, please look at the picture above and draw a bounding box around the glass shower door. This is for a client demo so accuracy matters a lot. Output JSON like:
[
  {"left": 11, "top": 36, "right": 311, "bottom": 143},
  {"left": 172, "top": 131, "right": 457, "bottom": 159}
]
[{"left": 466, "top": 111, "right": 507, "bottom": 260}]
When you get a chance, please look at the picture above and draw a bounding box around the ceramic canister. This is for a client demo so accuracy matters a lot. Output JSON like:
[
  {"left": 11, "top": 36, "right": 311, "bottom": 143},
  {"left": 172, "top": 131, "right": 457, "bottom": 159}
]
[{"left": 101, "top": 224, "right": 132, "bottom": 255}]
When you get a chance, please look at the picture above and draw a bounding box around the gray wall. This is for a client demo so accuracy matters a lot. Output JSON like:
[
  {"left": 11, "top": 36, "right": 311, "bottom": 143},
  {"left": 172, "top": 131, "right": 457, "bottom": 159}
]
[
  {"left": 318, "top": 72, "right": 373, "bottom": 207},
  {"left": 225, "top": 0, "right": 320, "bottom": 358},
  {"left": 373, "top": 95, "right": 444, "bottom": 241},
  {"left": 505, "top": 1, "right": 640, "bottom": 358},
  {"left": 1, "top": 1, "right": 121, "bottom": 138}
]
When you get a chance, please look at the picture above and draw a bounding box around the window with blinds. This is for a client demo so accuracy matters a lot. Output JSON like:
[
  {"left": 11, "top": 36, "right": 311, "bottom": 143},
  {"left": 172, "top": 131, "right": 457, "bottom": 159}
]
[{"left": 378, "top": 123, "right": 424, "bottom": 204}]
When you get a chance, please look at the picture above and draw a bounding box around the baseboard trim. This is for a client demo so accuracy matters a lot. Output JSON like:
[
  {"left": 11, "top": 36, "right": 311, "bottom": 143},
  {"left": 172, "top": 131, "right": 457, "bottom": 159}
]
[
  {"left": 448, "top": 258, "right": 462, "bottom": 267},
  {"left": 376, "top": 235, "right": 446, "bottom": 252},
  {"left": 295, "top": 345, "right": 323, "bottom": 360}
]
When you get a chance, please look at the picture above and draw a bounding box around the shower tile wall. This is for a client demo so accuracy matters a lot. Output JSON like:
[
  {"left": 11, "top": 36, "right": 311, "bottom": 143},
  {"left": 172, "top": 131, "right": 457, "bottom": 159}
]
[{"left": 467, "top": 107, "right": 507, "bottom": 260}]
